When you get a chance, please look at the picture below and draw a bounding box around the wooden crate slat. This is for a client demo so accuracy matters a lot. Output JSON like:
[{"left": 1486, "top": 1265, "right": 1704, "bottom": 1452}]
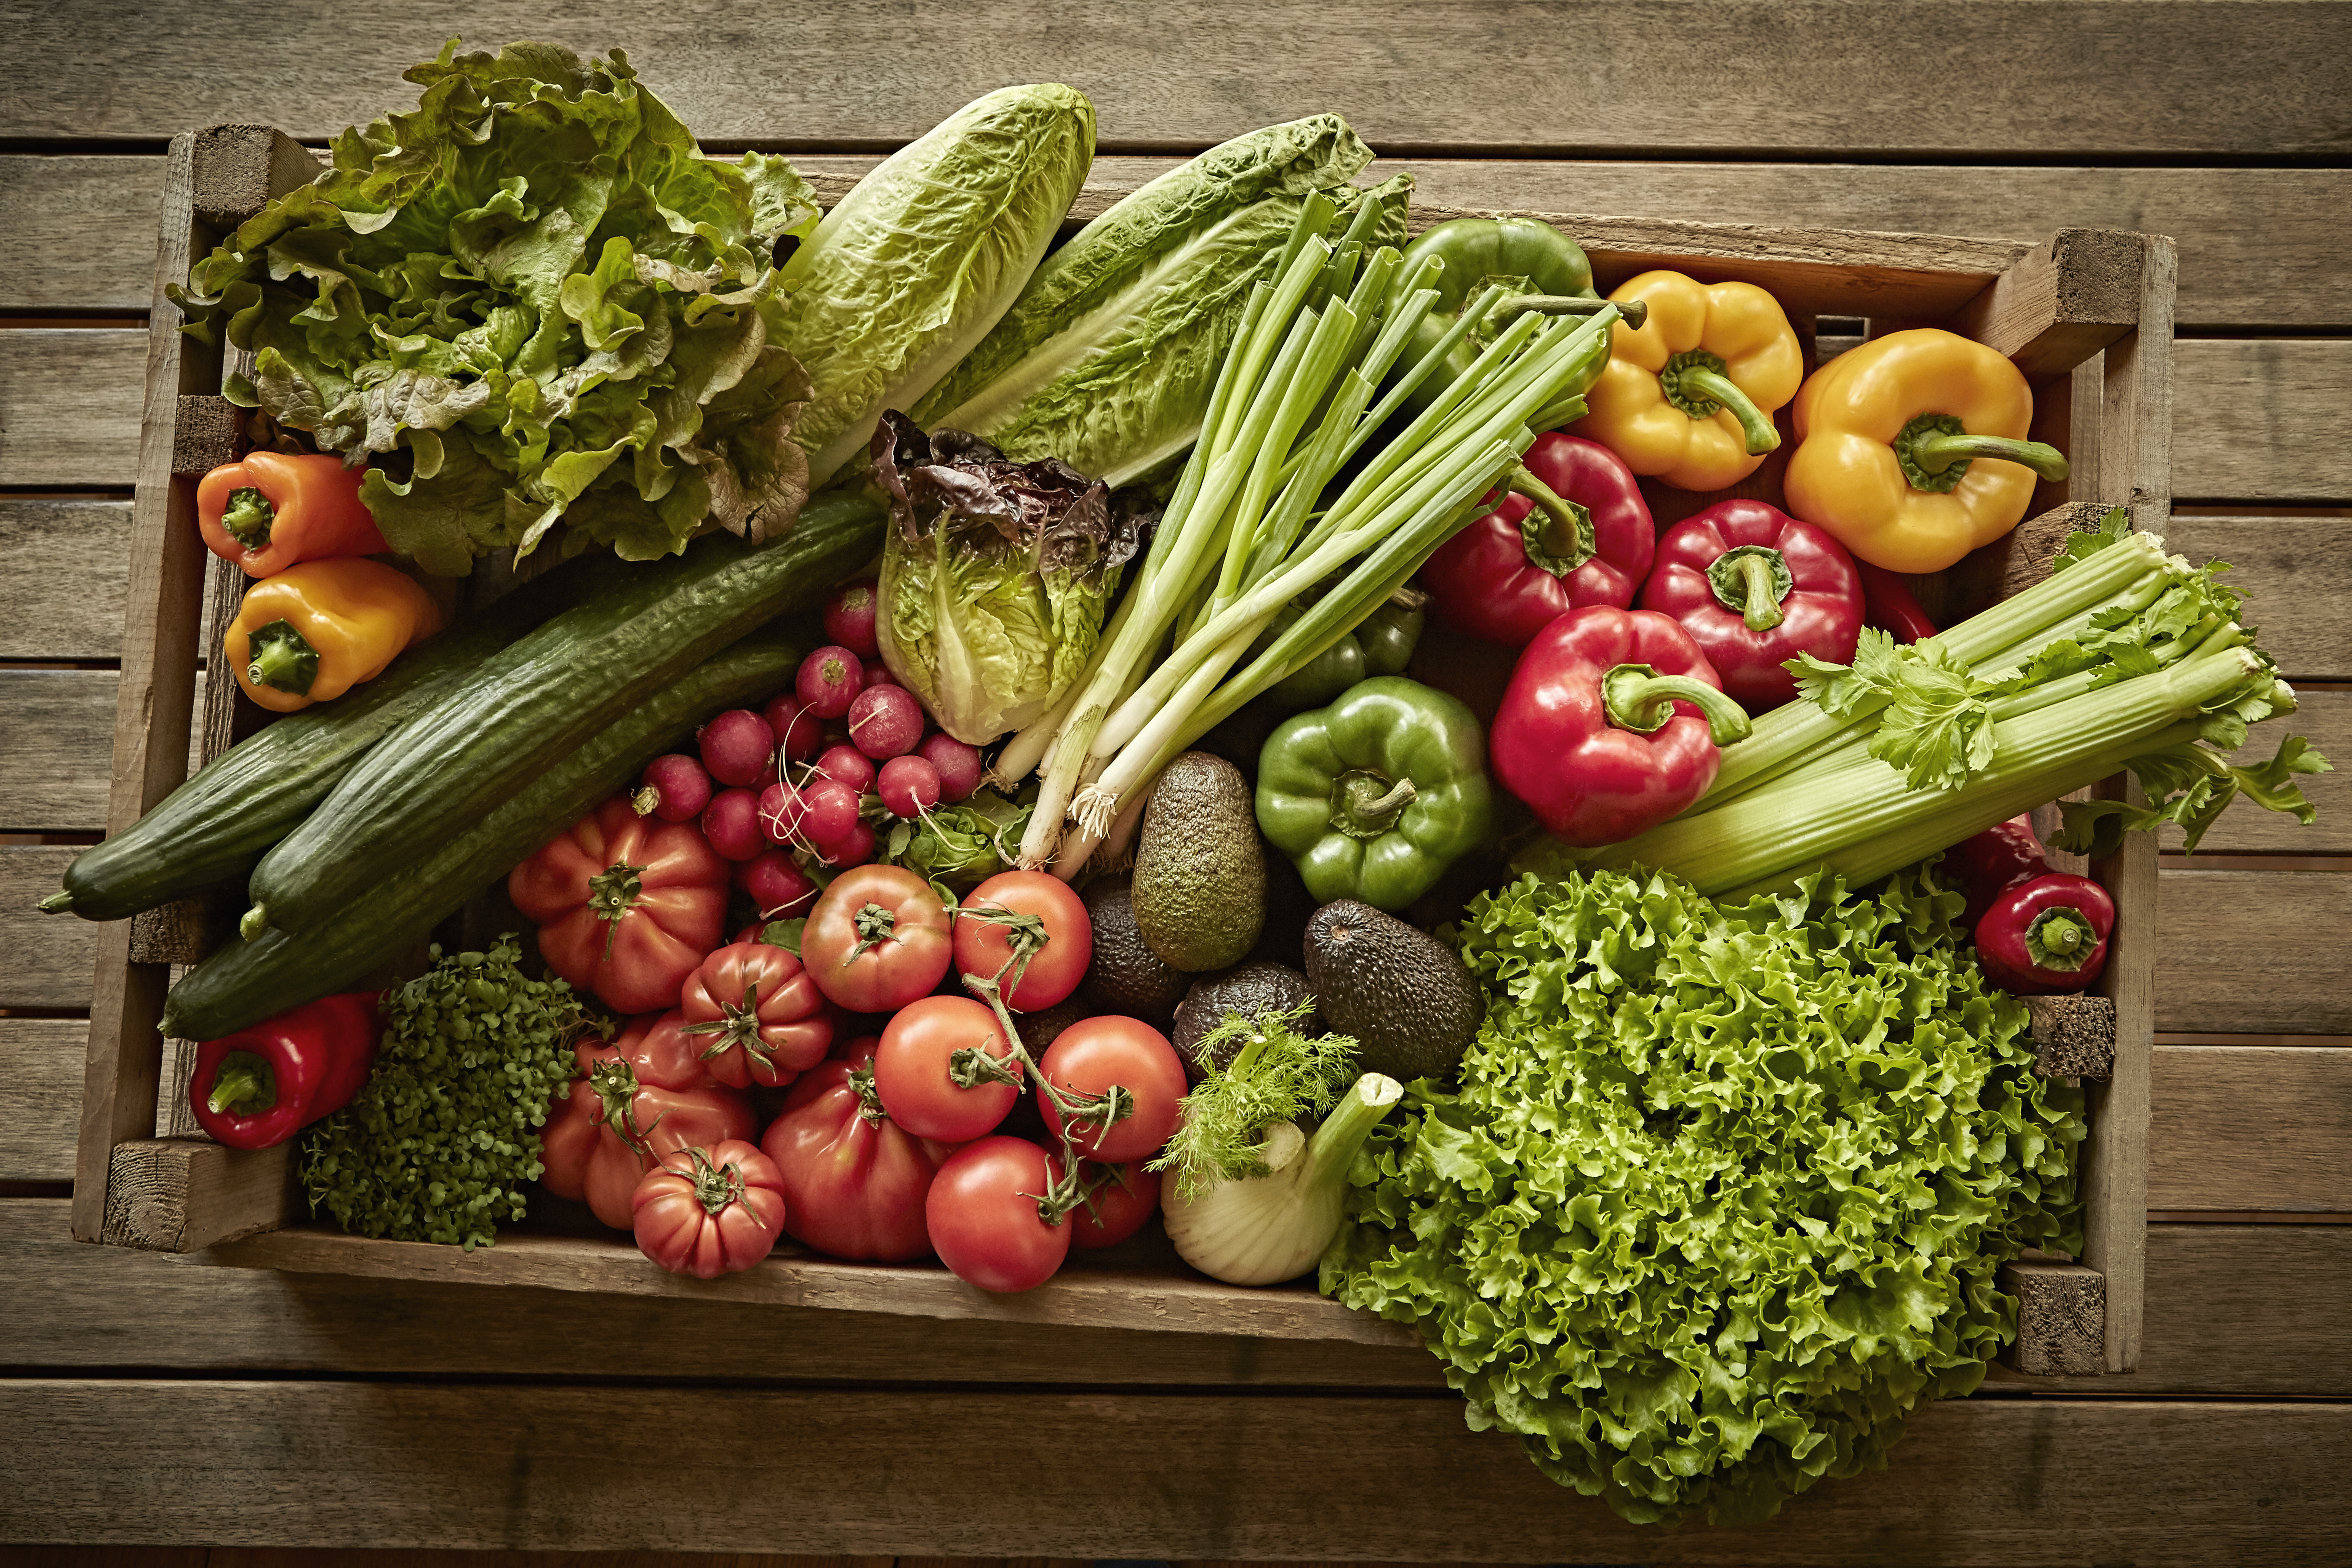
[
  {"left": 2157, "top": 870, "right": 2352, "bottom": 1035},
  {"left": 0, "top": 152, "right": 168, "bottom": 313},
  {"left": 0, "top": 670, "right": 120, "bottom": 834},
  {"left": 1943, "top": 228, "right": 2146, "bottom": 379},
  {"left": 0, "top": 327, "right": 146, "bottom": 486},
  {"left": 2162, "top": 513, "right": 2352, "bottom": 682},
  {"left": 2175, "top": 339, "right": 2352, "bottom": 502},
  {"left": 2151, "top": 1046, "right": 2352, "bottom": 1211},
  {"left": 0, "top": 1022, "right": 86, "bottom": 1183},
  {"left": 101, "top": 1139, "right": 292, "bottom": 1252},
  {"left": 6, "top": 2, "right": 2349, "bottom": 159},
  {"left": 0, "top": 500, "right": 134, "bottom": 660},
  {"left": 0, "top": 1378, "right": 2346, "bottom": 1562},
  {"left": 0, "top": 846, "right": 97, "bottom": 1010}
]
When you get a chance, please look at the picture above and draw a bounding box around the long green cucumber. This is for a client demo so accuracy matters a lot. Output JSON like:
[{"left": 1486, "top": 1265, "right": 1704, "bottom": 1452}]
[
  {"left": 40, "top": 552, "right": 627, "bottom": 923},
  {"left": 244, "top": 492, "right": 886, "bottom": 939},
  {"left": 158, "top": 627, "right": 812, "bottom": 1043}
]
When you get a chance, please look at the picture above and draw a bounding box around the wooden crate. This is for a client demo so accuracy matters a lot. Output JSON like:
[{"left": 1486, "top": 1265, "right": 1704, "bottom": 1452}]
[{"left": 71, "top": 124, "right": 2172, "bottom": 1379}]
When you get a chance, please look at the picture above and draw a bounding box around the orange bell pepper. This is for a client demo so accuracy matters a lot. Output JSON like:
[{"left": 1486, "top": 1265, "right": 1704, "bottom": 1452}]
[
  {"left": 1575, "top": 271, "right": 1804, "bottom": 492},
  {"left": 1783, "top": 328, "right": 2071, "bottom": 574},
  {"left": 197, "top": 451, "right": 389, "bottom": 577},
  {"left": 225, "top": 558, "right": 442, "bottom": 714}
]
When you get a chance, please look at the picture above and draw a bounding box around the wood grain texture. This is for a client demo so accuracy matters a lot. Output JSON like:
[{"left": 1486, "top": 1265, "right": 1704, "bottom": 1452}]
[
  {"left": 2175, "top": 340, "right": 2352, "bottom": 502},
  {"left": 2150, "top": 1046, "right": 2352, "bottom": 1212},
  {"left": 2163, "top": 513, "right": 2352, "bottom": 682},
  {"left": 0, "top": 1380, "right": 2346, "bottom": 1561},
  {"left": 0, "top": 671, "right": 118, "bottom": 834},
  {"left": 101, "top": 1139, "right": 291, "bottom": 1253},
  {"left": 9, "top": 154, "right": 2349, "bottom": 328},
  {"left": 6, "top": 3, "right": 2350, "bottom": 158},
  {"left": 0, "top": 1022, "right": 86, "bottom": 1183},
  {"left": 0, "top": 501, "right": 133, "bottom": 661},
  {"left": 2156, "top": 870, "right": 2352, "bottom": 1035},
  {"left": 2083, "top": 774, "right": 2158, "bottom": 1372},
  {"left": 0, "top": 329, "right": 146, "bottom": 487},
  {"left": 2000, "top": 1260, "right": 2105, "bottom": 1375},
  {"left": 1947, "top": 228, "right": 2144, "bottom": 380},
  {"left": 2162, "top": 690, "right": 2348, "bottom": 854},
  {"left": 0, "top": 847, "right": 96, "bottom": 1010}
]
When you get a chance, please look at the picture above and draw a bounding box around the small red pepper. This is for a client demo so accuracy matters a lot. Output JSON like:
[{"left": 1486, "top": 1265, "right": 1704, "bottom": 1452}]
[
  {"left": 1975, "top": 872, "right": 2115, "bottom": 995},
  {"left": 1855, "top": 561, "right": 1939, "bottom": 644},
  {"left": 1420, "top": 432, "right": 1656, "bottom": 647},
  {"left": 196, "top": 451, "right": 389, "bottom": 578},
  {"left": 1944, "top": 814, "right": 2052, "bottom": 928},
  {"left": 1637, "top": 499, "right": 1863, "bottom": 713},
  {"left": 1490, "top": 605, "right": 1753, "bottom": 847},
  {"left": 187, "top": 991, "right": 380, "bottom": 1150}
]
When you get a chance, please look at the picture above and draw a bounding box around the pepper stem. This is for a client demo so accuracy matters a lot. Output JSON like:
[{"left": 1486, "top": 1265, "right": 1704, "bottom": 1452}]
[
  {"left": 1897, "top": 412, "right": 2073, "bottom": 491},
  {"left": 1706, "top": 545, "right": 1794, "bottom": 632},
  {"left": 244, "top": 620, "right": 320, "bottom": 696},
  {"left": 1506, "top": 465, "right": 1594, "bottom": 577},
  {"left": 220, "top": 487, "right": 276, "bottom": 550},
  {"left": 206, "top": 1052, "right": 276, "bottom": 1116},
  {"left": 1657, "top": 350, "right": 1779, "bottom": 455},
  {"left": 1492, "top": 294, "right": 1649, "bottom": 332},
  {"left": 1331, "top": 770, "right": 1418, "bottom": 840},
  {"left": 2025, "top": 906, "right": 2098, "bottom": 972},
  {"left": 1601, "top": 663, "right": 1754, "bottom": 745}
]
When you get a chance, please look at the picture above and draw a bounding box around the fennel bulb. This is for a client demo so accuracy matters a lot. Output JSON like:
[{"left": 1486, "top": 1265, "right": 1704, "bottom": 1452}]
[{"left": 1163, "top": 1072, "right": 1401, "bottom": 1286}]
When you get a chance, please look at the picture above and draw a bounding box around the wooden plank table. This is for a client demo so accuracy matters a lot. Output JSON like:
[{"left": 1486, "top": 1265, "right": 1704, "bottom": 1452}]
[{"left": 2, "top": 5, "right": 2346, "bottom": 1562}]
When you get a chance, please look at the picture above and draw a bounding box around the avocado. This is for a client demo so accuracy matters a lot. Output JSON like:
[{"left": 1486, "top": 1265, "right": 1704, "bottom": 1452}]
[
  {"left": 1077, "top": 877, "right": 1192, "bottom": 1026},
  {"left": 1171, "top": 961, "right": 1320, "bottom": 1084},
  {"left": 1249, "top": 848, "right": 1311, "bottom": 970},
  {"left": 1304, "top": 899, "right": 1481, "bottom": 1084},
  {"left": 1129, "top": 751, "right": 1265, "bottom": 972}
]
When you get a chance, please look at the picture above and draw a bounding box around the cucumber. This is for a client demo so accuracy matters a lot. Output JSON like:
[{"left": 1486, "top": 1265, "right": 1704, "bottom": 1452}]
[
  {"left": 244, "top": 492, "right": 885, "bottom": 939},
  {"left": 158, "top": 627, "right": 811, "bottom": 1043},
  {"left": 42, "top": 551, "right": 626, "bottom": 923}
]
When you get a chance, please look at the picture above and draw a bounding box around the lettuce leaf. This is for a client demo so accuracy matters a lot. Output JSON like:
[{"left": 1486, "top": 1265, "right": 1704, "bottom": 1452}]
[
  {"left": 1323, "top": 865, "right": 2085, "bottom": 1527},
  {"left": 171, "top": 39, "right": 821, "bottom": 573}
]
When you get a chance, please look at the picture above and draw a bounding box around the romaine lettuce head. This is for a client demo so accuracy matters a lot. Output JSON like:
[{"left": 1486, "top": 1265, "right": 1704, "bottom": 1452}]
[
  {"left": 870, "top": 413, "right": 1149, "bottom": 746},
  {"left": 1324, "top": 865, "right": 2086, "bottom": 1527},
  {"left": 170, "top": 39, "right": 823, "bottom": 574},
  {"left": 773, "top": 84, "right": 1096, "bottom": 489}
]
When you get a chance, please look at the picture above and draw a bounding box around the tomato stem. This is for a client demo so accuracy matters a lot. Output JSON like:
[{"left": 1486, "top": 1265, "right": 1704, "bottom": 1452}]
[{"left": 961, "top": 953, "right": 1134, "bottom": 1226}]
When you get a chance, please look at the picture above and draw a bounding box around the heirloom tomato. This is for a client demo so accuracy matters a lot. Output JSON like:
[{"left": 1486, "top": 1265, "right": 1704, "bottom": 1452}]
[
  {"left": 801, "top": 864, "right": 953, "bottom": 1011},
  {"left": 510, "top": 795, "right": 728, "bottom": 1014},
  {"left": 631, "top": 1140, "right": 788, "bottom": 1279},
  {"left": 761, "top": 1038, "right": 951, "bottom": 1262},
  {"left": 678, "top": 940, "right": 833, "bottom": 1089},
  {"left": 539, "top": 1015, "right": 756, "bottom": 1229}
]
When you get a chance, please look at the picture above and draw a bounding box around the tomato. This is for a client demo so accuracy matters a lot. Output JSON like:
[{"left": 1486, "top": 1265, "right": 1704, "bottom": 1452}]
[
  {"left": 1036, "top": 1015, "right": 1188, "bottom": 1162},
  {"left": 761, "top": 1037, "right": 951, "bottom": 1262},
  {"left": 801, "top": 864, "right": 953, "bottom": 1011},
  {"left": 926, "top": 1136, "right": 1070, "bottom": 1293},
  {"left": 631, "top": 1139, "right": 788, "bottom": 1279},
  {"left": 510, "top": 795, "right": 729, "bottom": 1014},
  {"left": 1068, "top": 1161, "right": 1160, "bottom": 1251},
  {"left": 539, "top": 1016, "right": 757, "bottom": 1229},
  {"left": 873, "top": 995, "right": 1021, "bottom": 1142},
  {"left": 952, "top": 870, "right": 1092, "bottom": 1012},
  {"left": 677, "top": 940, "right": 833, "bottom": 1089}
]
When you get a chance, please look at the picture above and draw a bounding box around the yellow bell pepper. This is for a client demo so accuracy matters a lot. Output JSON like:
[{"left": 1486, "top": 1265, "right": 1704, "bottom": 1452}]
[
  {"left": 225, "top": 558, "right": 443, "bottom": 714},
  {"left": 1784, "top": 328, "right": 2071, "bottom": 574},
  {"left": 1575, "top": 271, "right": 1804, "bottom": 492}
]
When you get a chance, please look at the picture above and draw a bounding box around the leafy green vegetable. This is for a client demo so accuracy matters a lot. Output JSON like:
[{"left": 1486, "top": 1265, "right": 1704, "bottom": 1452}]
[
  {"left": 870, "top": 413, "right": 1149, "bottom": 745},
  {"left": 913, "top": 116, "right": 1385, "bottom": 485},
  {"left": 881, "top": 786, "right": 1034, "bottom": 890},
  {"left": 771, "top": 83, "right": 1097, "bottom": 488},
  {"left": 1148, "top": 998, "right": 1359, "bottom": 1198},
  {"left": 300, "top": 935, "right": 601, "bottom": 1249},
  {"left": 171, "top": 41, "right": 824, "bottom": 574},
  {"left": 1324, "top": 866, "right": 2085, "bottom": 1527}
]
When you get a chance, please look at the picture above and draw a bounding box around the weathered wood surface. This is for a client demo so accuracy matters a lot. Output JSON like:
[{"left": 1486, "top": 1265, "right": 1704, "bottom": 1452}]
[
  {"left": 10, "top": 152, "right": 2350, "bottom": 329},
  {"left": 0, "top": 329, "right": 147, "bottom": 486},
  {"left": 0, "top": 847, "right": 96, "bottom": 1010},
  {"left": 2149, "top": 1047, "right": 2352, "bottom": 1212},
  {"left": 0, "top": 501, "right": 134, "bottom": 660},
  {"left": 0, "top": 1379, "right": 2344, "bottom": 1562},
  {"left": 0, "top": 671, "right": 122, "bottom": 834},
  {"left": 2000, "top": 1260, "right": 2105, "bottom": 1376},
  {"left": 2155, "top": 870, "right": 2352, "bottom": 1035},
  {"left": 8, "top": 3, "right": 2349, "bottom": 159},
  {"left": 0, "top": 1023, "right": 86, "bottom": 1183},
  {"left": 102, "top": 1139, "right": 292, "bottom": 1254},
  {"left": 2162, "top": 689, "right": 2348, "bottom": 855},
  {"left": 2162, "top": 513, "right": 2352, "bottom": 682}
]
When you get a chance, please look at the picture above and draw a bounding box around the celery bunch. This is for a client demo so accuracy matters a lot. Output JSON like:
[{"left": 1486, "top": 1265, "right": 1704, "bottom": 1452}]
[{"left": 1564, "top": 510, "right": 2329, "bottom": 895}]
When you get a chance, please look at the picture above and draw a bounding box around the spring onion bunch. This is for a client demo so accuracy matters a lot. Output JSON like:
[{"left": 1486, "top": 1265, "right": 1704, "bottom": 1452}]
[
  {"left": 997, "top": 191, "right": 1624, "bottom": 873},
  {"left": 1567, "top": 510, "right": 2329, "bottom": 895}
]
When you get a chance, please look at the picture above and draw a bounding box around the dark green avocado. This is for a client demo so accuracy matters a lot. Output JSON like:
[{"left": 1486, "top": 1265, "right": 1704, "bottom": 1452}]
[
  {"left": 1304, "top": 899, "right": 1481, "bottom": 1084},
  {"left": 1077, "top": 877, "right": 1192, "bottom": 1026},
  {"left": 1171, "top": 961, "right": 1320, "bottom": 1084}
]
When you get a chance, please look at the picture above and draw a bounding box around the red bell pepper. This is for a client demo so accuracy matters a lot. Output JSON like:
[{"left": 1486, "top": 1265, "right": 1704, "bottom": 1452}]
[
  {"left": 1419, "top": 432, "right": 1656, "bottom": 647},
  {"left": 1637, "top": 499, "right": 1863, "bottom": 713},
  {"left": 1944, "top": 814, "right": 2052, "bottom": 928},
  {"left": 1855, "top": 561, "right": 1939, "bottom": 644},
  {"left": 188, "top": 991, "right": 380, "bottom": 1150},
  {"left": 1975, "top": 872, "right": 2115, "bottom": 995},
  {"left": 539, "top": 1013, "right": 757, "bottom": 1229},
  {"left": 1490, "top": 606, "right": 1753, "bottom": 847}
]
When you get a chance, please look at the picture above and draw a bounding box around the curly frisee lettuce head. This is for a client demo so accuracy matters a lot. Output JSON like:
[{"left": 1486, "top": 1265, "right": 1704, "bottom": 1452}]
[
  {"left": 171, "top": 40, "right": 824, "bottom": 573},
  {"left": 1323, "top": 865, "right": 2086, "bottom": 1527}
]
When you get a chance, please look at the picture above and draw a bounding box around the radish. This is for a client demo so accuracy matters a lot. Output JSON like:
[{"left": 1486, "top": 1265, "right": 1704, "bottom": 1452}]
[
  {"left": 735, "top": 849, "right": 818, "bottom": 918},
  {"left": 800, "top": 776, "right": 863, "bottom": 847},
  {"left": 823, "top": 577, "right": 882, "bottom": 658},
  {"left": 819, "top": 818, "right": 877, "bottom": 869},
  {"left": 636, "top": 753, "right": 713, "bottom": 823},
  {"left": 919, "top": 734, "right": 984, "bottom": 803},
  {"left": 796, "top": 645, "right": 865, "bottom": 720},
  {"left": 813, "top": 743, "right": 877, "bottom": 796},
  {"left": 878, "top": 755, "right": 943, "bottom": 819},
  {"left": 847, "top": 683, "right": 925, "bottom": 760},
  {"left": 762, "top": 693, "right": 824, "bottom": 765},
  {"left": 864, "top": 662, "right": 899, "bottom": 690},
  {"left": 702, "top": 787, "right": 766, "bottom": 862},
  {"left": 757, "top": 780, "right": 809, "bottom": 845},
  {"left": 697, "top": 709, "right": 776, "bottom": 788}
]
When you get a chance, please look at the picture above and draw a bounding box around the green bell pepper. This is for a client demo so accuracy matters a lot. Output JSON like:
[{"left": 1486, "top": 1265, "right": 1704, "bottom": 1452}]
[
  {"left": 1261, "top": 586, "right": 1426, "bottom": 712},
  {"left": 1255, "top": 676, "right": 1494, "bottom": 912},
  {"left": 1392, "top": 216, "right": 1643, "bottom": 420}
]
